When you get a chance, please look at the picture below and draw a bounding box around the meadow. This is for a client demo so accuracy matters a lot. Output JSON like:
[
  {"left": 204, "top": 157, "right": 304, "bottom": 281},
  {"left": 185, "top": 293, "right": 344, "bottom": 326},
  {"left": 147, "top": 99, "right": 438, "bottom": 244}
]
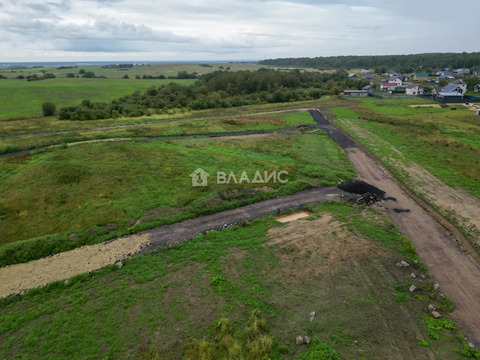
[
  {"left": 1, "top": 202, "right": 476, "bottom": 359},
  {"left": 0, "top": 129, "right": 356, "bottom": 266},
  {"left": 330, "top": 98, "right": 480, "bottom": 199},
  {"left": 0, "top": 78, "right": 195, "bottom": 119},
  {"left": 0, "top": 111, "right": 317, "bottom": 154}
]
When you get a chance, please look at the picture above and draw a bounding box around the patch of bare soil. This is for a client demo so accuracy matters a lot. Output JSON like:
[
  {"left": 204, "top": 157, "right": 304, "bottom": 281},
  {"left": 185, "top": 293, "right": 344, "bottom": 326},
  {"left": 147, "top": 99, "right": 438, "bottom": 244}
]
[
  {"left": 397, "top": 160, "right": 480, "bottom": 245},
  {"left": 409, "top": 104, "right": 441, "bottom": 108},
  {"left": 0, "top": 233, "right": 151, "bottom": 298},
  {"left": 266, "top": 214, "right": 383, "bottom": 282},
  {"left": 276, "top": 211, "right": 311, "bottom": 223}
]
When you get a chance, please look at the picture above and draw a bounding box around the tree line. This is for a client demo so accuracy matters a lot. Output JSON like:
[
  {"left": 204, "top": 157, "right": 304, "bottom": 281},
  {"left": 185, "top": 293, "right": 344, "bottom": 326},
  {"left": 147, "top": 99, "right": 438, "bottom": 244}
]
[
  {"left": 259, "top": 52, "right": 480, "bottom": 71},
  {"left": 58, "top": 69, "right": 370, "bottom": 121}
]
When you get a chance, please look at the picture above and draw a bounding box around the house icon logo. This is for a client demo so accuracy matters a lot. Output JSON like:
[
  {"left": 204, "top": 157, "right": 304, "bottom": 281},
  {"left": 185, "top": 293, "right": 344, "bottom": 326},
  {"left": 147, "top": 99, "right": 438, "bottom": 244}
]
[{"left": 190, "top": 168, "right": 210, "bottom": 187}]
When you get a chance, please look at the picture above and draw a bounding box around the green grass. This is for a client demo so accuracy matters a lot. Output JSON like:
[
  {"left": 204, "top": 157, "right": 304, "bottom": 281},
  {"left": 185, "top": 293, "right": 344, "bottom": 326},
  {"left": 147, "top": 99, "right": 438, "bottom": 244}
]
[
  {"left": 0, "top": 111, "right": 317, "bottom": 153},
  {"left": 0, "top": 203, "right": 470, "bottom": 359},
  {"left": 331, "top": 102, "right": 480, "bottom": 199},
  {"left": 0, "top": 78, "right": 195, "bottom": 119},
  {"left": 0, "top": 130, "right": 355, "bottom": 265}
]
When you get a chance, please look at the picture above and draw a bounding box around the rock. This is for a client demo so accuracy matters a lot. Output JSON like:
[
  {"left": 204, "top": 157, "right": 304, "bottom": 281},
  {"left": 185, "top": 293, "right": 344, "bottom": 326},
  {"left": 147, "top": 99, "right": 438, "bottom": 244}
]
[
  {"left": 116, "top": 261, "right": 123, "bottom": 269},
  {"left": 432, "top": 311, "right": 441, "bottom": 319},
  {"left": 414, "top": 260, "right": 418, "bottom": 264},
  {"left": 309, "top": 312, "right": 316, "bottom": 322},
  {"left": 410, "top": 273, "right": 417, "bottom": 279},
  {"left": 303, "top": 336, "right": 311, "bottom": 345},
  {"left": 468, "top": 342, "right": 475, "bottom": 349},
  {"left": 64, "top": 280, "right": 69, "bottom": 286},
  {"left": 409, "top": 284, "right": 416, "bottom": 293},
  {"left": 420, "top": 275, "right": 426, "bottom": 279},
  {"left": 296, "top": 335, "right": 304, "bottom": 345},
  {"left": 134, "top": 219, "right": 142, "bottom": 226},
  {"left": 106, "top": 223, "right": 118, "bottom": 232},
  {"left": 126, "top": 220, "right": 136, "bottom": 227},
  {"left": 428, "top": 304, "right": 436, "bottom": 311},
  {"left": 69, "top": 233, "right": 78, "bottom": 242},
  {"left": 433, "top": 282, "right": 440, "bottom": 290},
  {"left": 395, "top": 262, "right": 403, "bottom": 269},
  {"left": 400, "top": 261, "right": 410, "bottom": 267}
]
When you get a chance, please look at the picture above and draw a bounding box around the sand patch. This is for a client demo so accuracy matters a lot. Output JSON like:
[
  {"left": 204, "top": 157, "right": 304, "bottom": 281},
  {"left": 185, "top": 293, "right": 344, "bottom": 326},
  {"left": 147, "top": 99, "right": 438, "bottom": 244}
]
[
  {"left": 408, "top": 104, "right": 441, "bottom": 108},
  {"left": 267, "top": 214, "right": 381, "bottom": 282},
  {"left": 0, "top": 233, "right": 151, "bottom": 298},
  {"left": 276, "top": 211, "right": 311, "bottom": 223}
]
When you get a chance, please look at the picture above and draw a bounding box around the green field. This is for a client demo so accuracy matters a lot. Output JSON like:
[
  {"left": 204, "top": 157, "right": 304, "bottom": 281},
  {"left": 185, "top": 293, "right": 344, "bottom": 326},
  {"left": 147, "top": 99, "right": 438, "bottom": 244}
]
[
  {"left": 331, "top": 98, "right": 480, "bottom": 199},
  {"left": 0, "top": 78, "right": 195, "bottom": 119},
  {"left": 0, "top": 129, "right": 355, "bottom": 266},
  {"left": 0, "top": 111, "right": 317, "bottom": 153},
  {"left": 1, "top": 202, "right": 475, "bottom": 359}
]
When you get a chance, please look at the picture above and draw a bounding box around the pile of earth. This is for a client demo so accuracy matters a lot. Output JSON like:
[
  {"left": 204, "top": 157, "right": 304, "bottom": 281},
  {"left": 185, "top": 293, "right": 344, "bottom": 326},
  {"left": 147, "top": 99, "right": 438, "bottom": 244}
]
[{"left": 338, "top": 180, "right": 386, "bottom": 205}]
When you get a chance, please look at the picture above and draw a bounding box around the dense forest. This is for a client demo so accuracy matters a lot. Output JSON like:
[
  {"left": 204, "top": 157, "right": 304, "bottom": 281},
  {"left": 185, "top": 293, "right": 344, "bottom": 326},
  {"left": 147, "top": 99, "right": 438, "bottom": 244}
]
[
  {"left": 259, "top": 52, "right": 480, "bottom": 71},
  {"left": 59, "top": 69, "right": 369, "bottom": 120}
]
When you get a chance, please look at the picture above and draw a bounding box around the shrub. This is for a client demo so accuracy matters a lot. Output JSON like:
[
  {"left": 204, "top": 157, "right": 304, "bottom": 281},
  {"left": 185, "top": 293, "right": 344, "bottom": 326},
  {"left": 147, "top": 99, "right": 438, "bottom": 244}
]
[{"left": 42, "top": 102, "right": 56, "bottom": 116}]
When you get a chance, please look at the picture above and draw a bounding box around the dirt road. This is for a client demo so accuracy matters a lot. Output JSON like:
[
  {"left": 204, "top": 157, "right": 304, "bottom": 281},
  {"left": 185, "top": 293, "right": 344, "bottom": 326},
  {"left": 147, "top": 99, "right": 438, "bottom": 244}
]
[
  {"left": 0, "top": 187, "right": 355, "bottom": 298},
  {"left": 311, "top": 109, "right": 480, "bottom": 347}
]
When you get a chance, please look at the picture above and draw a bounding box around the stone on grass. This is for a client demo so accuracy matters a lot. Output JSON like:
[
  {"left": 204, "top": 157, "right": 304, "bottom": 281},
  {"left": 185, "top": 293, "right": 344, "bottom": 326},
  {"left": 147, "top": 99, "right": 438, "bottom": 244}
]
[
  {"left": 433, "top": 282, "right": 440, "bottom": 290},
  {"left": 395, "top": 262, "right": 403, "bottom": 269},
  {"left": 309, "top": 312, "right": 316, "bottom": 322},
  {"left": 432, "top": 311, "right": 442, "bottom": 319},
  {"left": 69, "top": 233, "right": 78, "bottom": 242},
  {"left": 400, "top": 261, "right": 410, "bottom": 267},
  {"left": 428, "top": 304, "right": 436, "bottom": 311},
  {"left": 116, "top": 261, "right": 123, "bottom": 269},
  {"left": 304, "top": 336, "right": 311, "bottom": 345},
  {"left": 296, "top": 335, "right": 304, "bottom": 345},
  {"left": 410, "top": 273, "right": 417, "bottom": 279},
  {"left": 409, "top": 284, "right": 416, "bottom": 293}
]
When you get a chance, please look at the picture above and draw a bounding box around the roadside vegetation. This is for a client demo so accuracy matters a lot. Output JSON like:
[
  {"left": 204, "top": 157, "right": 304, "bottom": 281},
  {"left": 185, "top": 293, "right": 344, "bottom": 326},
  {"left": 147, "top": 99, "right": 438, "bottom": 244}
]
[
  {"left": 0, "top": 203, "right": 475, "bottom": 359},
  {"left": 0, "top": 129, "right": 355, "bottom": 266}
]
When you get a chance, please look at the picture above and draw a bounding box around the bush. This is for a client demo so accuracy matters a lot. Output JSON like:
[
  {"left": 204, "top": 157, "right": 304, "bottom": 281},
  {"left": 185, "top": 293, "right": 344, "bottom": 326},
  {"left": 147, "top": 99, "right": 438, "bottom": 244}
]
[
  {"left": 296, "top": 338, "right": 339, "bottom": 360},
  {"left": 42, "top": 102, "right": 56, "bottom": 116}
]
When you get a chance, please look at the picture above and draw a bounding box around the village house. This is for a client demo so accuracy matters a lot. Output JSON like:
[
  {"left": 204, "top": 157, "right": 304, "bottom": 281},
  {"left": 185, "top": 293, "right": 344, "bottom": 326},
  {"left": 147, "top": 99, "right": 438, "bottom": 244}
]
[
  {"left": 362, "top": 85, "right": 375, "bottom": 94},
  {"left": 363, "top": 73, "right": 374, "bottom": 80},
  {"left": 392, "top": 77, "right": 403, "bottom": 86},
  {"left": 453, "top": 68, "right": 470, "bottom": 75},
  {"left": 437, "top": 91, "right": 464, "bottom": 102},
  {"left": 474, "top": 84, "right": 480, "bottom": 92},
  {"left": 380, "top": 82, "right": 397, "bottom": 92},
  {"left": 362, "top": 69, "right": 370, "bottom": 74},
  {"left": 405, "top": 84, "right": 424, "bottom": 96},
  {"left": 348, "top": 73, "right": 357, "bottom": 78},
  {"left": 414, "top": 72, "right": 429, "bottom": 81}
]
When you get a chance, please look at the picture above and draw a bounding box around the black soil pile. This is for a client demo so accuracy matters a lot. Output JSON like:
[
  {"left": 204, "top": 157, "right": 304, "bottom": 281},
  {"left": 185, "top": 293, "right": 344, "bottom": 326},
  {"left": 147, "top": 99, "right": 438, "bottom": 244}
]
[{"left": 338, "top": 180, "right": 386, "bottom": 197}]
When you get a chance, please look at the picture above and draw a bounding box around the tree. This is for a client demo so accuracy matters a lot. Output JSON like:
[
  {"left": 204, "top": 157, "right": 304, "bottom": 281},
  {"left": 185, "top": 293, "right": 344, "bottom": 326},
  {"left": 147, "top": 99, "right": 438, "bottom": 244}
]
[
  {"left": 42, "top": 102, "right": 56, "bottom": 116},
  {"left": 122, "top": 74, "right": 129, "bottom": 79},
  {"left": 82, "top": 72, "right": 95, "bottom": 78},
  {"left": 79, "top": 69, "right": 85, "bottom": 74},
  {"left": 66, "top": 73, "right": 75, "bottom": 78}
]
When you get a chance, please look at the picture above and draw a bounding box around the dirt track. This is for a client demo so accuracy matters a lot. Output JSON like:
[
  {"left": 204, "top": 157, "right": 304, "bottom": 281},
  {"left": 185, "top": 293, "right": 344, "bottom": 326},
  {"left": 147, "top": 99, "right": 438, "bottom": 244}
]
[
  {"left": 2, "top": 108, "right": 479, "bottom": 347},
  {"left": 310, "top": 110, "right": 480, "bottom": 347}
]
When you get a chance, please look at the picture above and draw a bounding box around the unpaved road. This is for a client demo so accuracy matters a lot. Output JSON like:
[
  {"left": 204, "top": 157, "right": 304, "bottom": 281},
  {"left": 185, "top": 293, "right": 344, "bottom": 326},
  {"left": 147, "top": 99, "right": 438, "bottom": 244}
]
[
  {"left": 0, "top": 187, "right": 355, "bottom": 298},
  {"left": 310, "top": 109, "right": 480, "bottom": 347},
  {"left": 2, "top": 108, "right": 479, "bottom": 347}
]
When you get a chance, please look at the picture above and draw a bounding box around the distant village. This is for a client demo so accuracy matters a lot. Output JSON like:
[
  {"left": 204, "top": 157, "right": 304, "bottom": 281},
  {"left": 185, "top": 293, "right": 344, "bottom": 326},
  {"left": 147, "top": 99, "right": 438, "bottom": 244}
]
[{"left": 343, "top": 67, "right": 480, "bottom": 103}]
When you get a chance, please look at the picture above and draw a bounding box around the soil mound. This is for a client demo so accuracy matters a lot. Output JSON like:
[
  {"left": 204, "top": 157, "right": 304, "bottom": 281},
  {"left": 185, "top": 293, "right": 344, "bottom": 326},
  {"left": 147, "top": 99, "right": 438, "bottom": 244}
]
[{"left": 338, "top": 180, "right": 386, "bottom": 197}]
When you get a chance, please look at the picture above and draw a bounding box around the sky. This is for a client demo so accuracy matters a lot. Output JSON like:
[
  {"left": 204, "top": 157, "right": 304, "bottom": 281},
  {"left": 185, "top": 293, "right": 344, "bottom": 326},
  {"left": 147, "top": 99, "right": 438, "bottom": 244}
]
[{"left": 0, "top": 0, "right": 479, "bottom": 62}]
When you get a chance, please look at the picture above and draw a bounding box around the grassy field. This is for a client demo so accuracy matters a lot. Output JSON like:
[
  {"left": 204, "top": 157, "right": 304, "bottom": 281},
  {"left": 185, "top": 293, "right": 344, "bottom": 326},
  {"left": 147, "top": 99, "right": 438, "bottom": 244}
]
[
  {"left": 330, "top": 98, "right": 480, "bottom": 199},
  {"left": 0, "top": 129, "right": 356, "bottom": 266},
  {"left": 0, "top": 78, "right": 195, "bottom": 119},
  {"left": 0, "top": 62, "right": 268, "bottom": 80},
  {"left": 1, "top": 202, "right": 476, "bottom": 359},
  {"left": 0, "top": 111, "right": 317, "bottom": 153}
]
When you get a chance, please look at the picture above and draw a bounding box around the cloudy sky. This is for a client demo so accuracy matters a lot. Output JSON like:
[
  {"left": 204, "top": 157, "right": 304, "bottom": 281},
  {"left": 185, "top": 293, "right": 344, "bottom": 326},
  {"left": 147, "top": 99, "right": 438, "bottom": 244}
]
[{"left": 0, "top": 0, "right": 479, "bottom": 62}]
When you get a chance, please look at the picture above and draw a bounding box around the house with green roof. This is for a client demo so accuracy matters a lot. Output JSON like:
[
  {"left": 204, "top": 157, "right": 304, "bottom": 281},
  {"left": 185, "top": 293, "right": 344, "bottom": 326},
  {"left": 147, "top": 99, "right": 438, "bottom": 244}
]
[{"left": 414, "top": 72, "right": 429, "bottom": 81}]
